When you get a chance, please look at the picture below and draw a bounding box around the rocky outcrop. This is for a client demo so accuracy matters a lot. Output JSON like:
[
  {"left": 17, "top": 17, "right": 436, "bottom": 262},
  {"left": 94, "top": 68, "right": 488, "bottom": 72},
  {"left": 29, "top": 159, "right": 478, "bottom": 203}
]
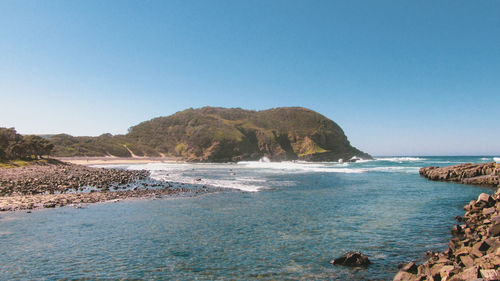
[
  {"left": 0, "top": 187, "right": 207, "bottom": 211},
  {"left": 0, "top": 161, "right": 149, "bottom": 196},
  {"left": 0, "top": 161, "right": 220, "bottom": 211},
  {"left": 420, "top": 162, "right": 499, "bottom": 188},
  {"left": 330, "top": 251, "right": 371, "bottom": 267},
  {"left": 394, "top": 191, "right": 500, "bottom": 281}
]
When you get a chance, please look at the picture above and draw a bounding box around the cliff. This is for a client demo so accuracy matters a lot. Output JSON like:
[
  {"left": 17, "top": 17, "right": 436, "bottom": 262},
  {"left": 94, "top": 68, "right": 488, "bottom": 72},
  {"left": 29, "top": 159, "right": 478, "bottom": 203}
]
[{"left": 49, "top": 107, "right": 372, "bottom": 162}]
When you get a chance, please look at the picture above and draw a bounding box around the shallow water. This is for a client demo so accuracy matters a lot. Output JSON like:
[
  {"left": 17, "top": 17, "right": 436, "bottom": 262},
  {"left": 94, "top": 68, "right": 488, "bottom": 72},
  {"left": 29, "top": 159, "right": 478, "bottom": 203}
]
[{"left": 0, "top": 156, "right": 497, "bottom": 280}]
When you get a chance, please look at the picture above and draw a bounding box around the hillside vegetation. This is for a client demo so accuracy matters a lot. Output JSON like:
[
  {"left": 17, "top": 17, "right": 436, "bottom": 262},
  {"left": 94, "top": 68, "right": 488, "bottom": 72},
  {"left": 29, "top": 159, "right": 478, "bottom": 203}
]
[
  {"left": 0, "top": 128, "right": 54, "bottom": 162},
  {"left": 48, "top": 107, "right": 371, "bottom": 162}
]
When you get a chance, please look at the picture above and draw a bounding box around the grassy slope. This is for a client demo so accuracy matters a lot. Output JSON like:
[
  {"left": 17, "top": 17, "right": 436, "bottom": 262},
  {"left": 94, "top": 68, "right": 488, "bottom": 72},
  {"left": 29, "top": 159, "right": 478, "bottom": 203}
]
[
  {"left": 0, "top": 159, "right": 63, "bottom": 169},
  {"left": 48, "top": 107, "right": 371, "bottom": 161}
]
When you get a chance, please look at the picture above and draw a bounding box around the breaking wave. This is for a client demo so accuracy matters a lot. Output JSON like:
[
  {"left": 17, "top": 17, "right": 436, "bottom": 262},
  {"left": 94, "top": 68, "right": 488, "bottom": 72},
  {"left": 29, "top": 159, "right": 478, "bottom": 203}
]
[
  {"left": 102, "top": 161, "right": 422, "bottom": 192},
  {"left": 375, "top": 157, "right": 426, "bottom": 162},
  {"left": 100, "top": 152, "right": 500, "bottom": 193}
]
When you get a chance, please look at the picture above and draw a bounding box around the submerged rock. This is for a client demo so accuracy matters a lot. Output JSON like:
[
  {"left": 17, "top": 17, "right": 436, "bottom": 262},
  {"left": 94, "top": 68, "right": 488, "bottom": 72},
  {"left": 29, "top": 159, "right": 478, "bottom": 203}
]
[{"left": 330, "top": 251, "right": 370, "bottom": 267}]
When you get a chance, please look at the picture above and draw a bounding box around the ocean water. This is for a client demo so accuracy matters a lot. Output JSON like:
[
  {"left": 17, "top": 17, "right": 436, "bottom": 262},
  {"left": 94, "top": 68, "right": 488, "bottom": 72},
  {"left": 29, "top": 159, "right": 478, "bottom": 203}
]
[{"left": 0, "top": 156, "right": 498, "bottom": 280}]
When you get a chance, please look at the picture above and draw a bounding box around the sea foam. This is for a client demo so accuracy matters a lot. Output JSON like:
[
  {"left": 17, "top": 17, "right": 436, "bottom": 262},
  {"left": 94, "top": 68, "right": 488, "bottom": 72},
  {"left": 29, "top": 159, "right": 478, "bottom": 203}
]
[
  {"left": 375, "top": 157, "right": 426, "bottom": 162},
  {"left": 99, "top": 160, "right": 420, "bottom": 192}
]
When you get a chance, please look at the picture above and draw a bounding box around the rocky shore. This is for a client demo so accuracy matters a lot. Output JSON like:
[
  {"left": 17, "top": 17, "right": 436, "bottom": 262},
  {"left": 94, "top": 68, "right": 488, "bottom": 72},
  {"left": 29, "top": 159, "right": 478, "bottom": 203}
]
[
  {"left": 394, "top": 162, "right": 500, "bottom": 281},
  {"left": 0, "top": 160, "right": 150, "bottom": 196},
  {"left": 0, "top": 160, "right": 211, "bottom": 211},
  {"left": 0, "top": 187, "right": 204, "bottom": 211},
  {"left": 420, "top": 162, "right": 499, "bottom": 188}
]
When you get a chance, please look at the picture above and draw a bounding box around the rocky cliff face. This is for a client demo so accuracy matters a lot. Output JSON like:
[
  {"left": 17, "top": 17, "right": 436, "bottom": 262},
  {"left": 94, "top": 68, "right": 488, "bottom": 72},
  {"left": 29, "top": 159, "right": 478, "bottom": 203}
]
[{"left": 49, "top": 107, "right": 372, "bottom": 162}]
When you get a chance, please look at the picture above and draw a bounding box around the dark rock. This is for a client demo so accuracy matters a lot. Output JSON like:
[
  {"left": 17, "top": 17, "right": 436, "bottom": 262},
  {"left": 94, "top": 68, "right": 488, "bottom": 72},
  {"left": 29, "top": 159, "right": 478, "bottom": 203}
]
[
  {"left": 452, "top": 225, "right": 464, "bottom": 236},
  {"left": 43, "top": 202, "right": 56, "bottom": 208},
  {"left": 330, "top": 251, "right": 370, "bottom": 267}
]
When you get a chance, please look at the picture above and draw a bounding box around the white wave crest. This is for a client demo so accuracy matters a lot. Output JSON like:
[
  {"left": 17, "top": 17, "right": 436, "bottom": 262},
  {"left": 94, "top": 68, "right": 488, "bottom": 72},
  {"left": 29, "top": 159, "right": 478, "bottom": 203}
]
[
  {"left": 362, "top": 166, "right": 420, "bottom": 173},
  {"left": 236, "top": 161, "right": 361, "bottom": 173},
  {"left": 151, "top": 171, "right": 265, "bottom": 192},
  {"left": 494, "top": 157, "right": 500, "bottom": 163},
  {"left": 375, "top": 157, "right": 426, "bottom": 162},
  {"left": 98, "top": 160, "right": 420, "bottom": 192}
]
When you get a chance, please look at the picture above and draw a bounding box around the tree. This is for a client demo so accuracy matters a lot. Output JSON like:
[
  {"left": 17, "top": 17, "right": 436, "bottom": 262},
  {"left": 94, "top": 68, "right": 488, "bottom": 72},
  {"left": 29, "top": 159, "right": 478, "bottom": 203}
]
[
  {"left": 24, "top": 135, "right": 54, "bottom": 159},
  {"left": 5, "top": 140, "right": 28, "bottom": 159},
  {"left": 0, "top": 127, "right": 22, "bottom": 160},
  {"left": 42, "top": 142, "right": 54, "bottom": 158},
  {"left": 0, "top": 127, "right": 54, "bottom": 161}
]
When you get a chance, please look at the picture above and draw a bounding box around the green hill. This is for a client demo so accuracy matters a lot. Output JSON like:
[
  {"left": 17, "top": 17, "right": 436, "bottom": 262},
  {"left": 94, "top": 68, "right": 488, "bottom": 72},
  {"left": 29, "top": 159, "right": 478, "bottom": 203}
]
[{"left": 48, "top": 107, "right": 372, "bottom": 162}]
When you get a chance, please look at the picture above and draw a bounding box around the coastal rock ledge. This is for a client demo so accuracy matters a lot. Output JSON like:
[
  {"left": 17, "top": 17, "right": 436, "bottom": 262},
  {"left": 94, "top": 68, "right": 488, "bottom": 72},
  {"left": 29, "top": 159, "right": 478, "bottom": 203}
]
[
  {"left": 393, "top": 190, "right": 500, "bottom": 281},
  {"left": 419, "top": 162, "right": 499, "bottom": 188}
]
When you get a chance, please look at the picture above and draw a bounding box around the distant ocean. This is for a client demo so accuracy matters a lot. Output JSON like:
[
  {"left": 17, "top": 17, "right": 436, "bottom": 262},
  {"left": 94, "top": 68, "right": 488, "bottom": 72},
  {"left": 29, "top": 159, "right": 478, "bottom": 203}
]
[{"left": 1, "top": 156, "right": 498, "bottom": 280}]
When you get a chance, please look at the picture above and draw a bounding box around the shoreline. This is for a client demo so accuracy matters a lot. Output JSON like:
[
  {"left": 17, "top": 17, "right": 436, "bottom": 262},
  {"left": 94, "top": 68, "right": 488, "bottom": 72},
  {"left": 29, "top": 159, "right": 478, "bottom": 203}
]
[
  {"left": 55, "top": 156, "right": 185, "bottom": 166},
  {"left": 394, "top": 189, "right": 500, "bottom": 281},
  {"left": 419, "top": 162, "right": 499, "bottom": 188},
  {"left": 0, "top": 187, "right": 214, "bottom": 212},
  {"left": 3, "top": 158, "right": 500, "bottom": 279},
  {"left": 394, "top": 162, "right": 500, "bottom": 280},
  {"left": 0, "top": 160, "right": 216, "bottom": 211}
]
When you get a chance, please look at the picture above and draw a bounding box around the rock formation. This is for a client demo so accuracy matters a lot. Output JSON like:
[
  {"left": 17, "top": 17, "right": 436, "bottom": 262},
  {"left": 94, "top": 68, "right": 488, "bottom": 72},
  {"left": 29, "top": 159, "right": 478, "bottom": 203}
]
[
  {"left": 394, "top": 162, "right": 500, "bottom": 280},
  {"left": 0, "top": 161, "right": 149, "bottom": 196},
  {"left": 394, "top": 191, "right": 500, "bottom": 280},
  {"left": 0, "top": 160, "right": 218, "bottom": 211},
  {"left": 420, "top": 162, "right": 499, "bottom": 188}
]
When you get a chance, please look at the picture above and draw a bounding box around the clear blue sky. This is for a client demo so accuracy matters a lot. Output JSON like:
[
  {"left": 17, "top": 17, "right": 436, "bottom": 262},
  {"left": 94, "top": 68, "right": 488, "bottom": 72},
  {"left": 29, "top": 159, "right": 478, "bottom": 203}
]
[{"left": 1, "top": 0, "right": 499, "bottom": 156}]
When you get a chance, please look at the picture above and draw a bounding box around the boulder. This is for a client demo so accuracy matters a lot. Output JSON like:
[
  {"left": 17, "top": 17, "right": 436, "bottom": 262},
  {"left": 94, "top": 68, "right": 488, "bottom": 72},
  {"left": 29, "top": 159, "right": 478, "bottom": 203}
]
[
  {"left": 448, "top": 266, "right": 479, "bottom": 280},
  {"left": 404, "top": 163, "right": 500, "bottom": 281},
  {"left": 330, "top": 251, "right": 370, "bottom": 267},
  {"left": 400, "top": 261, "right": 418, "bottom": 274},
  {"left": 459, "top": 255, "right": 474, "bottom": 268},
  {"left": 488, "top": 223, "right": 500, "bottom": 237},
  {"left": 393, "top": 271, "right": 419, "bottom": 281},
  {"left": 478, "top": 193, "right": 493, "bottom": 204},
  {"left": 481, "top": 269, "right": 500, "bottom": 281}
]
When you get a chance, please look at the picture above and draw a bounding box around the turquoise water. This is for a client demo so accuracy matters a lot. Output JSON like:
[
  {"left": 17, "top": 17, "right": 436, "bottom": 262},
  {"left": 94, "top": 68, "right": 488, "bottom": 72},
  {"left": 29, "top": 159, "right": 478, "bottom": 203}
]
[{"left": 0, "top": 156, "right": 497, "bottom": 280}]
